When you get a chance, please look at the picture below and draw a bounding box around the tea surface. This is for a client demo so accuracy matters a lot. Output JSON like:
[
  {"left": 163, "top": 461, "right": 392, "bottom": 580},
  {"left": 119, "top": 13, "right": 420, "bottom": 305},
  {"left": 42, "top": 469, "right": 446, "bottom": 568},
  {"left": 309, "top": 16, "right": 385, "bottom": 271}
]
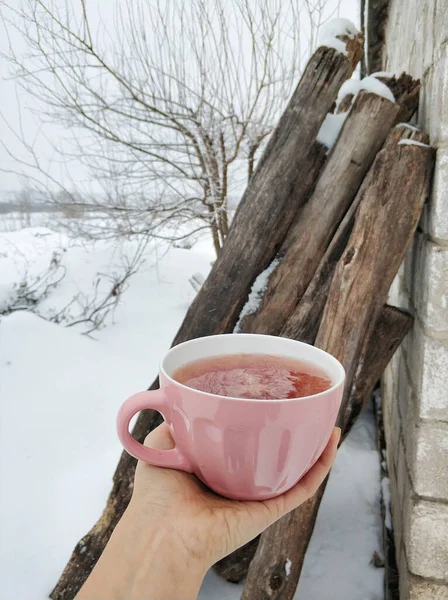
[{"left": 173, "top": 353, "right": 332, "bottom": 399}]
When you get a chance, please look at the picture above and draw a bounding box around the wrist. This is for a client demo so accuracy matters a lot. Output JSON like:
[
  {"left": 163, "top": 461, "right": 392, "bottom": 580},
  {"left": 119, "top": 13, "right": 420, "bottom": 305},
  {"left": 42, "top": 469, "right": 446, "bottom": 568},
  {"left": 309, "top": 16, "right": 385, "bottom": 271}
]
[
  {"left": 126, "top": 502, "right": 209, "bottom": 570},
  {"left": 77, "top": 504, "right": 207, "bottom": 600}
]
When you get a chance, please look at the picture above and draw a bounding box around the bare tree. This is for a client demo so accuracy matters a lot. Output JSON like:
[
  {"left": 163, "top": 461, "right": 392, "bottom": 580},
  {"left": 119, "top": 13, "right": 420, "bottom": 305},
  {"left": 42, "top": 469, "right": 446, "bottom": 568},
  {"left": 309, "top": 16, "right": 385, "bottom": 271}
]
[{"left": 1, "top": 0, "right": 341, "bottom": 254}]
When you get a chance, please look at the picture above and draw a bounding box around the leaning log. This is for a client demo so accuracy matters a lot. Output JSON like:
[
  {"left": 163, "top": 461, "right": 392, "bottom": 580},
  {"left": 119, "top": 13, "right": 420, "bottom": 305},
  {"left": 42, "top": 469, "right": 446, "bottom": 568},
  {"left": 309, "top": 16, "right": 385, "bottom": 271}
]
[
  {"left": 174, "top": 45, "right": 360, "bottom": 343},
  {"left": 279, "top": 187, "right": 359, "bottom": 344},
  {"left": 239, "top": 133, "right": 434, "bottom": 600},
  {"left": 237, "top": 91, "right": 400, "bottom": 335},
  {"left": 376, "top": 72, "right": 421, "bottom": 123},
  {"left": 280, "top": 122, "right": 428, "bottom": 344},
  {"left": 316, "top": 133, "right": 433, "bottom": 399},
  {"left": 341, "top": 305, "right": 414, "bottom": 436},
  {"left": 50, "top": 41, "right": 363, "bottom": 600}
]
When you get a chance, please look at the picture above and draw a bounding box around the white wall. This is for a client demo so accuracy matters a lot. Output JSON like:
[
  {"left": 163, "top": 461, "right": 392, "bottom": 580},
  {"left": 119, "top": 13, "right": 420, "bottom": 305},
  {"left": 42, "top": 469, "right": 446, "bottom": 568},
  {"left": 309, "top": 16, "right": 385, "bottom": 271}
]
[{"left": 381, "top": 1, "right": 448, "bottom": 598}]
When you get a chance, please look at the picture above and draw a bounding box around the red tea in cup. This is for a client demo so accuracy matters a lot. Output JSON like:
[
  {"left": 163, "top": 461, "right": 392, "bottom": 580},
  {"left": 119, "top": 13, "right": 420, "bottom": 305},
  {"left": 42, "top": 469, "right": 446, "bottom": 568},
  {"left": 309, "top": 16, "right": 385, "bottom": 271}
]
[
  {"left": 173, "top": 353, "right": 332, "bottom": 399},
  {"left": 117, "top": 333, "right": 345, "bottom": 500}
]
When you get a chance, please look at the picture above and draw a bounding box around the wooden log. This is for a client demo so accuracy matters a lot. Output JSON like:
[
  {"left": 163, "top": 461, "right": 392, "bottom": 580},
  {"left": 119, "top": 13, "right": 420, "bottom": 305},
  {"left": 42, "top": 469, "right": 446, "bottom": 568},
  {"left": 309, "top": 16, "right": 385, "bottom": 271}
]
[
  {"left": 240, "top": 133, "right": 434, "bottom": 600},
  {"left": 280, "top": 122, "right": 428, "bottom": 344},
  {"left": 241, "top": 486, "right": 325, "bottom": 600},
  {"left": 236, "top": 306, "right": 413, "bottom": 595},
  {"left": 214, "top": 537, "right": 260, "bottom": 584},
  {"left": 337, "top": 93, "right": 355, "bottom": 113},
  {"left": 341, "top": 305, "right": 414, "bottom": 437},
  {"left": 173, "top": 45, "right": 360, "bottom": 343},
  {"left": 237, "top": 91, "right": 400, "bottom": 335},
  {"left": 214, "top": 305, "right": 413, "bottom": 584},
  {"left": 316, "top": 133, "right": 433, "bottom": 401},
  {"left": 376, "top": 72, "right": 421, "bottom": 123},
  {"left": 279, "top": 189, "right": 359, "bottom": 344},
  {"left": 50, "top": 42, "right": 363, "bottom": 600}
]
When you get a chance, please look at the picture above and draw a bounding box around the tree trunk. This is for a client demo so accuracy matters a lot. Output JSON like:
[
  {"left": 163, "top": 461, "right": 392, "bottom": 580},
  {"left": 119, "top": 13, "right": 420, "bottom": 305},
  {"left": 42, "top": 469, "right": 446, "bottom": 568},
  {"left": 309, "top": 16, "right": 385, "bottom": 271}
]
[
  {"left": 238, "top": 91, "right": 400, "bottom": 335},
  {"left": 209, "top": 208, "right": 222, "bottom": 256},
  {"left": 239, "top": 132, "right": 434, "bottom": 600},
  {"left": 50, "top": 42, "right": 362, "bottom": 600}
]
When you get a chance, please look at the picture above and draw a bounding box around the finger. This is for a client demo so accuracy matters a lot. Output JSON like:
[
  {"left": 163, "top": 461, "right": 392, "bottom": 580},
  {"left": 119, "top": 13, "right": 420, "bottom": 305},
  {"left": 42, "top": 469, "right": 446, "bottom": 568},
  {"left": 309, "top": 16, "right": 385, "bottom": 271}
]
[
  {"left": 269, "top": 427, "right": 341, "bottom": 517},
  {"left": 143, "top": 422, "right": 175, "bottom": 451}
]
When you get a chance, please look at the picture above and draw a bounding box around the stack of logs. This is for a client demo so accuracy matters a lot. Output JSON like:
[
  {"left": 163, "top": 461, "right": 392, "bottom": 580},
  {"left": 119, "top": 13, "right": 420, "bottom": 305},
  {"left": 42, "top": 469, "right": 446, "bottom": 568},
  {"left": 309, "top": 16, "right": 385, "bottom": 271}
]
[{"left": 51, "top": 30, "right": 435, "bottom": 600}]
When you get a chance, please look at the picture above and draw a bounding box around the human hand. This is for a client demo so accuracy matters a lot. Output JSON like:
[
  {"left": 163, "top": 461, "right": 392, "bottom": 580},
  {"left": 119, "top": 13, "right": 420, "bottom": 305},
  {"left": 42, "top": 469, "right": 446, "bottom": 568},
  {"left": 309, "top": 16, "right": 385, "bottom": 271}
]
[
  {"left": 77, "top": 424, "right": 340, "bottom": 600},
  {"left": 131, "top": 423, "right": 341, "bottom": 570}
]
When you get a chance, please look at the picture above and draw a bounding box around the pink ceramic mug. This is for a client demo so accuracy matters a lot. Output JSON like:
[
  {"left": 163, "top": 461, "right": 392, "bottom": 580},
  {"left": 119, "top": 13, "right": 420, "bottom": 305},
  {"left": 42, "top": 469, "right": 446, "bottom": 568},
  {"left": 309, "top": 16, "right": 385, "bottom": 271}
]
[{"left": 117, "top": 333, "right": 345, "bottom": 501}]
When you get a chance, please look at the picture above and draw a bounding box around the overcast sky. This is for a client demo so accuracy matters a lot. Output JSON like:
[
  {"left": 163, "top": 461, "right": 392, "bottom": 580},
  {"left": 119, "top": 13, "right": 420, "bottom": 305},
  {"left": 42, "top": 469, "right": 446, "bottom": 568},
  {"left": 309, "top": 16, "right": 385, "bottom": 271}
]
[{"left": 0, "top": 0, "right": 359, "bottom": 196}]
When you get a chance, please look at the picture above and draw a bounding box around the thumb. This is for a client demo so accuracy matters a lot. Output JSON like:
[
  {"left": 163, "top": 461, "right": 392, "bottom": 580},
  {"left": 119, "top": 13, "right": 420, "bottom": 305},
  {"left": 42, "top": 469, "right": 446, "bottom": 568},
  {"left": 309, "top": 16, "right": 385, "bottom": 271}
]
[{"left": 143, "top": 422, "right": 175, "bottom": 451}]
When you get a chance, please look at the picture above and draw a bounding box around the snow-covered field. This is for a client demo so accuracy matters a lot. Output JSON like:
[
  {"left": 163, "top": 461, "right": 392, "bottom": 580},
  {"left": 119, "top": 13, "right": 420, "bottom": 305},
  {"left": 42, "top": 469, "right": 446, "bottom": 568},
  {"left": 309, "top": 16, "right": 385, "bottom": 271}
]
[{"left": 0, "top": 219, "right": 384, "bottom": 600}]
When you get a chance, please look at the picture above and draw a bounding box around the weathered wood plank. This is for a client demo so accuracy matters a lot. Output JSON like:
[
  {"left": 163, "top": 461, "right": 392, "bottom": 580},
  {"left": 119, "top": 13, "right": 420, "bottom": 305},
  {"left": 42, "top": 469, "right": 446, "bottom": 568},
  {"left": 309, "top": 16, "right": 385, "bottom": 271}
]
[
  {"left": 279, "top": 190, "right": 359, "bottom": 344},
  {"left": 376, "top": 73, "right": 421, "bottom": 123},
  {"left": 317, "top": 133, "right": 433, "bottom": 403},
  {"left": 173, "top": 46, "right": 358, "bottom": 344},
  {"left": 280, "top": 123, "right": 428, "bottom": 344},
  {"left": 238, "top": 91, "right": 400, "bottom": 335},
  {"left": 341, "top": 305, "right": 414, "bottom": 436}
]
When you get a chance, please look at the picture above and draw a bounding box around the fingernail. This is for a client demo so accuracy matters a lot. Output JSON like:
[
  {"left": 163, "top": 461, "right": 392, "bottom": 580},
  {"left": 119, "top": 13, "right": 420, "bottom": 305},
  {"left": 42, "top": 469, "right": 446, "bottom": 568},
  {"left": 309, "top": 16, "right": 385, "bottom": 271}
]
[{"left": 335, "top": 427, "right": 342, "bottom": 441}]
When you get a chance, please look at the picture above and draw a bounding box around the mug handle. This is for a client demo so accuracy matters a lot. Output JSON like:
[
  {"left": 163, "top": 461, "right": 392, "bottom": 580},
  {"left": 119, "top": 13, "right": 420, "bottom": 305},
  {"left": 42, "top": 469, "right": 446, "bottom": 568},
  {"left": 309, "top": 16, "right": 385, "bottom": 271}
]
[{"left": 117, "top": 391, "right": 193, "bottom": 472}]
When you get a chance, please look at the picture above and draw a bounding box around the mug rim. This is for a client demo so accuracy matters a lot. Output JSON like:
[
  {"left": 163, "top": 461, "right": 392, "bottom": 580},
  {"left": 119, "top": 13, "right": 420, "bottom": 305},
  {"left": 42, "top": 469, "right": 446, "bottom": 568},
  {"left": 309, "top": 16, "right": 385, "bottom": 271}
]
[{"left": 160, "top": 333, "right": 345, "bottom": 403}]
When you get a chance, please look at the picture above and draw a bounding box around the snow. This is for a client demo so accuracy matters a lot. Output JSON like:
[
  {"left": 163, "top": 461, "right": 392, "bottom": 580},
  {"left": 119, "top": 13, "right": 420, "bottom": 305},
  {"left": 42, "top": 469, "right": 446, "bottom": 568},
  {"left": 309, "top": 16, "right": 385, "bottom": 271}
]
[
  {"left": 363, "top": 0, "right": 370, "bottom": 73},
  {"left": 398, "top": 139, "right": 431, "bottom": 148},
  {"left": 381, "top": 478, "right": 392, "bottom": 531},
  {"left": 395, "top": 123, "right": 421, "bottom": 131},
  {"left": 370, "top": 72, "right": 395, "bottom": 79},
  {"left": 234, "top": 258, "right": 280, "bottom": 332},
  {"left": 296, "top": 407, "right": 384, "bottom": 598},
  {"left": 0, "top": 283, "right": 17, "bottom": 312},
  {"left": 0, "top": 222, "right": 384, "bottom": 600},
  {"left": 360, "top": 76, "right": 395, "bottom": 102},
  {"left": 336, "top": 76, "right": 395, "bottom": 111},
  {"left": 317, "top": 18, "right": 359, "bottom": 55},
  {"left": 317, "top": 112, "right": 349, "bottom": 150},
  {"left": 319, "top": 74, "right": 396, "bottom": 151},
  {"left": 337, "top": 79, "right": 363, "bottom": 103}
]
